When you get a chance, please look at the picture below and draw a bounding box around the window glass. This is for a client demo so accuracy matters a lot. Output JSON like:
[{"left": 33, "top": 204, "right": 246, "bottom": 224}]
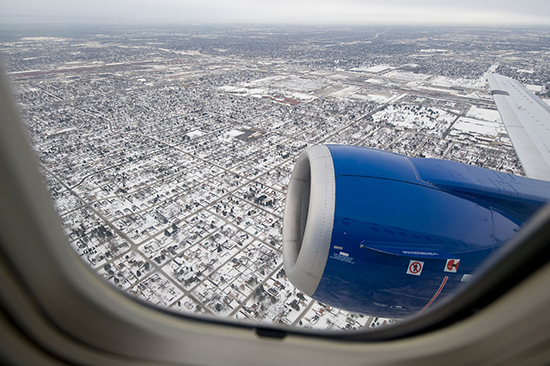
[{"left": 2, "top": 16, "right": 548, "bottom": 331}]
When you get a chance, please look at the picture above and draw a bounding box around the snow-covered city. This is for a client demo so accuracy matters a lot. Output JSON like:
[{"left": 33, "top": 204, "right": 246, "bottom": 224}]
[{"left": 1, "top": 24, "right": 549, "bottom": 331}]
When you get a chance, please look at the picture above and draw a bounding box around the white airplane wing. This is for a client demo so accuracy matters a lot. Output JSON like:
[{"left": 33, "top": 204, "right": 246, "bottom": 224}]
[{"left": 487, "top": 73, "right": 550, "bottom": 181}]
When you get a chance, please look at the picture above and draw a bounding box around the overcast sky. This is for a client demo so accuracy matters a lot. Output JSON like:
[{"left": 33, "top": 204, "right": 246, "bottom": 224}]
[{"left": 1, "top": 0, "right": 550, "bottom": 25}]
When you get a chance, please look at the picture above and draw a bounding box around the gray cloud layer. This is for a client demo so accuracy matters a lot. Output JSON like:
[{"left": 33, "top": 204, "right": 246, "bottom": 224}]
[{"left": 2, "top": 0, "right": 549, "bottom": 24}]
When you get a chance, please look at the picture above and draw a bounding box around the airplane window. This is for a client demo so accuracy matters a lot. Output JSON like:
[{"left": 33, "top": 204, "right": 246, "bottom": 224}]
[{"left": 1, "top": 15, "right": 549, "bottom": 333}]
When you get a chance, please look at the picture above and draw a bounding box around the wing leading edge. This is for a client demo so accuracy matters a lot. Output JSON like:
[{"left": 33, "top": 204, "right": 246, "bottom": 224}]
[{"left": 487, "top": 73, "right": 550, "bottom": 181}]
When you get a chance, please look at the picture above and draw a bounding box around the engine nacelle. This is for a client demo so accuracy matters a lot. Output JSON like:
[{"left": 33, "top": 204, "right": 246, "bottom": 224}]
[{"left": 283, "top": 145, "right": 550, "bottom": 318}]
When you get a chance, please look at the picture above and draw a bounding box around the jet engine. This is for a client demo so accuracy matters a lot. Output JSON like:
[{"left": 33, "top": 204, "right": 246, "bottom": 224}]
[{"left": 283, "top": 144, "right": 550, "bottom": 317}]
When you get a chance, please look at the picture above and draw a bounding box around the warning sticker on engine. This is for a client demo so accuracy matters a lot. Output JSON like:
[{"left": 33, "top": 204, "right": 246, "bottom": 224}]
[
  {"left": 444, "top": 259, "right": 460, "bottom": 273},
  {"left": 406, "top": 260, "right": 424, "bottom": 276}
]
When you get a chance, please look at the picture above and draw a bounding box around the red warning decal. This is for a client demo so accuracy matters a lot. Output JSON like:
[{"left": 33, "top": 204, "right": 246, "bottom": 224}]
[
  {"left": 407, "top": 260, "right": 424, "bottom": 276},
  {"left": 444, "top": 259, "right": 460, "bottom": 273}
]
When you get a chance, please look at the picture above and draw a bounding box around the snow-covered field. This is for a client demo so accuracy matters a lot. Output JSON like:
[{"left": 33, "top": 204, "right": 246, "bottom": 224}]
[
  {"left": 453, "top": 117, "right": 503, "bottom": 137},
  {"left": 466, "top": 106, "right": 502, "bottom": 122}
]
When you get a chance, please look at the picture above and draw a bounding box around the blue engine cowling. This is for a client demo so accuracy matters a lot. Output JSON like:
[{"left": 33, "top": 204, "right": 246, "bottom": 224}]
[{"left": 283, "top": 145, "right": 550, "bottom": 318}]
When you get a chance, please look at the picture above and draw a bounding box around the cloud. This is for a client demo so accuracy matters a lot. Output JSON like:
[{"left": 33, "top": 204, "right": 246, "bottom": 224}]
[{"left": 1, "top": 0, "right": 549, "bottom": 25}]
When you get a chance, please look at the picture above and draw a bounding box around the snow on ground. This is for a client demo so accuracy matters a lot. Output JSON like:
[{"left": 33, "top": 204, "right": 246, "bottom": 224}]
[
  {"left": 372, "top": 104, "right": 455, "bottom": 137},
  {"left": 384, "top": 70, "right": 432, "bottom": 83},
  {"left": 219, "top": 85, "right": 269, "bottom": 96},
  {"left": 328, "top": 86, "right": 361, "bottom": 99},
  {"left": 418, "top": 86, "right": 459, "bottom": 95},
  {"left": 328, "top": 73, "right": 349, "bottom": 80},
  {"left": 47, "top": 127, "right": 76, "bottom": 136},
  {"left": 526, "top": 84, "right": 543, "bottom": 93},
  {"left": 362, "top": 65, "right": 394, "bottom": 73},
  {"left": 220, "top": 80, "right": 314, "bottom": 101},
  {"left": 464, "top": 91, "right": 489, "bottom": 100},
  {"left": 369, "top": 317, "right": 395, "bottom": 329},
  {"left": 218, "top": 129, "right": 245, "bottom": 142},
  {"left": 298, "top": 303, "right": 371, "bottom": 331},
  {"left": 452, "top": 117, "right": 502, "bottom": 137},
  {"left": 365, "top": 77, "right": 384, "bottom": 85},
  {"left": 269, "top": 75, "right": 330, "bottom": 93},
  {"left": 186, "top": 130, "right": 204, "bottom": 138},
  {"left": 285, "top": 91, "right": 316, "bottom": 101},
  {"left": 429, "top": 75, "right": 455, "bottom": 88},
  {"left": 132, "top": 272, "right": 183, "bottom": 307},
  {"left": 149, "top": 64, "right": 168, "bottom": 71},
  {"left": 429, "top": 75, "right": 487, "bottom": 89},
  {"left": 246, "top": 88, "right": 269, "bottom": 96},
  {"left": 487, "top": 63, "right": 499, "bottom": 73},
  {"left": 218, "top": 85, "right": 249, "bottom": 94},
  {"left": 22, "top": 36, "right": 67, "bottom": 42},
  {"left": 309, "top": 69, "right": 334, "bottom": 76},
  {"left": 352, "top": 92, "right": 394, "bottom": 103},
  {"left": 420, "top": 49, "right": 447, "bottom": 53},
  {"left": 246, "top": 75, "right": 287, "bottom": 85},
  {"left": 466, "top": 106, "right": 502, "bottom": 122}
]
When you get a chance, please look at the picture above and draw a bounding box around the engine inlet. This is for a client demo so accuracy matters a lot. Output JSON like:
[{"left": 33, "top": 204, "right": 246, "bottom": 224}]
[{"left": 282, "top": 145, "right": 336, "bottom": 296}]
